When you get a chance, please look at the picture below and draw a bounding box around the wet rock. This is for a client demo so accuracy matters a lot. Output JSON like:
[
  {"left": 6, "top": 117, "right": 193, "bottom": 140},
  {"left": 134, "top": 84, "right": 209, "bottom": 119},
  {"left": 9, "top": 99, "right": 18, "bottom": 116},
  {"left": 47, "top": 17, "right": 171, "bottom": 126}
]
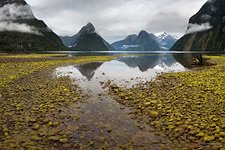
[
  {"left": 149, "top": 111, "right": 159, "bottom": 118},
  {"left": 31, "top": 136, "right": 42, "bottom": 141},
  {"left": 204, "top": 136, "right": 215, "bottom": 142},
  {"left": 59, "top": 138, "right": 68, "bottom": 144},
  {"left": 32, "top": 123, "right": 40, "bottom": 130},
  {"left": 196, "top": 132, "right": 205, "bottom": 138},
  {"left": 29, "top": 118, "right": 37, "bottom": 123},
  {"left": 48, "top": 136, "right": 60, "bottom": 141},
  {"left": 220, "top": 132, "right": 225, "bottom": 137}
]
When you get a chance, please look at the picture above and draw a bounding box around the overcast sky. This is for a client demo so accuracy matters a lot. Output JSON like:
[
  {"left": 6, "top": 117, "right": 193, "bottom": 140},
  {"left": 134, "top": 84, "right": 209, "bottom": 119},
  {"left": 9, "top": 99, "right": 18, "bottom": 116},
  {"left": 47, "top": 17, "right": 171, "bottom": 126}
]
[{"left": 26, "top": 0, "right": 207, "bottom": 43}]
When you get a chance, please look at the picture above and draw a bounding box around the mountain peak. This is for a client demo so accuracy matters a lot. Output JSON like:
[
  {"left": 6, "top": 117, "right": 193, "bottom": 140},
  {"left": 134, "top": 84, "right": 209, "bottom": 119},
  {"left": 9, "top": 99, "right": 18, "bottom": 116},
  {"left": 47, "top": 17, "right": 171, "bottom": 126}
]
[
  {"left": 161, "top": 32, "right": 168, "bottom": 36},
  {"left": 156, "top": 32, "right": 178, "bottom": 50},
  {"left": 157, "top": 32, "right": 178, "bottom": 40},
  {"left": 80, "top": 22, "right": 95, "bottom": 34},
  {"left": 60, "top": 22, "right": 114, "bottom": 51},
  {"left": 139, "top": 30, "right": 149, "bottom": 36}
]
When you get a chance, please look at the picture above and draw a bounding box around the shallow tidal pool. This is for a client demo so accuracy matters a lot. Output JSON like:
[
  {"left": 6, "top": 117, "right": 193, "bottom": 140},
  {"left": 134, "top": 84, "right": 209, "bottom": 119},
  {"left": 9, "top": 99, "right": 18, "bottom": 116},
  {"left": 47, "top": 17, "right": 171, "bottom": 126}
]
[{"left": 55, "top": 54, "right": 188, "bottom": 89}]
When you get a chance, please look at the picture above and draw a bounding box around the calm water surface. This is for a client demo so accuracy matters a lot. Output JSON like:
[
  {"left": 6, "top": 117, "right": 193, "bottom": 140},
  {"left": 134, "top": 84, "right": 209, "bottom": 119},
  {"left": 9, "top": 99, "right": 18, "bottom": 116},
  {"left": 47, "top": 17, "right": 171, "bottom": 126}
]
[{"left": 55, "top": 54, "right": 193, "bottom": 88}]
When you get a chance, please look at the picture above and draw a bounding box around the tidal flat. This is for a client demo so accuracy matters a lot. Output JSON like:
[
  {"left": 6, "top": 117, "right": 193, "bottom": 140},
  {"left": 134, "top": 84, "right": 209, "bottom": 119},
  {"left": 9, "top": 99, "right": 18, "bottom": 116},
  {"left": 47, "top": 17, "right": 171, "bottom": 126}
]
[
  {"left": 109, "top": 55, "right": 225, "bottom": 149},
  {"left": 0, "top": 54, "right": 225, "bottom": 149}
]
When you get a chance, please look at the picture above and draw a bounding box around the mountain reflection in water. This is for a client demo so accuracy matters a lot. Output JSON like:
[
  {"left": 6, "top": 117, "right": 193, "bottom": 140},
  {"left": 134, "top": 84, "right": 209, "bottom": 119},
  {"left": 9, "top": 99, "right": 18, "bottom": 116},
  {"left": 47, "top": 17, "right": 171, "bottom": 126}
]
[
  {"left": 76, "top": 62, "right": 103, "bottom": 81},
  {"left": 55, "top": 54, "right": 195, "bottom": 88}
]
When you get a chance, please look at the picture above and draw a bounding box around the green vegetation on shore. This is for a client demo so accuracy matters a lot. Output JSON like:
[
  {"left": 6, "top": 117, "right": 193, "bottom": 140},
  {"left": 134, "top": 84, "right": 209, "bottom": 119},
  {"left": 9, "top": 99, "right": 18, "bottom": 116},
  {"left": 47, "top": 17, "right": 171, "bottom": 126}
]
[
  {"left": 109, "top": 55, "right": 225, "bottom": 149},
  {"left": 0, "top": 54, "right": 66, "bottom": 58},
  {"left": 0, "top": 54, "right": 116, "bottom": 88}
]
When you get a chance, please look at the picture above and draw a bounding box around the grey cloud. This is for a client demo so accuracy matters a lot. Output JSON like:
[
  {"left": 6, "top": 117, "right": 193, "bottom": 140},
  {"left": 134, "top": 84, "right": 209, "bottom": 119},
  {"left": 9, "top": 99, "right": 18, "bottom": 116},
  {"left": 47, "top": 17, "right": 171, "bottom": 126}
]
[
  {"left": 145, "top": 12, "right": 189, "bottom": 36},
  {"left": 0, "top": 3, "right": 41, "bottom": 35},
  {"left": 185, "top": 22, "right": 212, "bottom": 35},
  {"left": 0, "top": 22, "right": 42, "bottom": 35},
  {"left": 0, "top": 4, "right": 34, "bottom": 20}
]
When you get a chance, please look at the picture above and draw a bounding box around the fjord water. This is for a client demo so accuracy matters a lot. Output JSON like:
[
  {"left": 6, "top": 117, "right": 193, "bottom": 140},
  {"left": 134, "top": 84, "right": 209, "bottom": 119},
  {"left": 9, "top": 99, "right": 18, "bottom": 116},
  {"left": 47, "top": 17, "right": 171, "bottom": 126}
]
[{"left": 52, "top": 53, "right": 196, "bottom": 148}]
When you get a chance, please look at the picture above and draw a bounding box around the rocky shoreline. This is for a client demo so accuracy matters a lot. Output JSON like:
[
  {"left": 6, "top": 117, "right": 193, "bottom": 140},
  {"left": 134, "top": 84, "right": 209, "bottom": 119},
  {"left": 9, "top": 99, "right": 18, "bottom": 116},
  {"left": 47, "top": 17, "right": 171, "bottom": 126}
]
[
  {"left": 1, "top": 54, "right": 225, "bottom": 149},
  {"left": 108, "top": 55, "right": 225, "bottom": 149}
]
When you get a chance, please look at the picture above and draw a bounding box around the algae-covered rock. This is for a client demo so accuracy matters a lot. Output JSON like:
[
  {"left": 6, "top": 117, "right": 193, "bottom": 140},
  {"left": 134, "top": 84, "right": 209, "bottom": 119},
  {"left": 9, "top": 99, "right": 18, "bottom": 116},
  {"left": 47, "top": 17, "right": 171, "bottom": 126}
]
[
  {"left": 144, "top": 102, "right": 151, "bottom": 106},
  {"left": 220, "top": 132, "right": 225, "bottom": 137},
  {"left": 150, "top": 111, "right": 159, "bottom": 118},
  {"left": 29, "top": 118, "right": 37, "bottom": 123},
  {"left": 204, "top": 136, "right": 215, "bottom": 142},
  {"left": 196, "top": 132, "right": 205, "bottom": 137},
  {"left": 48, "top": 136, "right": 60, "bottom": 141},
  {"left": 31, "top": 136, "right": 42, "bottom": 141},
  {"left": 59, "top": 138, "right": 68, "bottom": 144},
  {"left": 32, "top": 124, "right": 40, "bottom": 130}
]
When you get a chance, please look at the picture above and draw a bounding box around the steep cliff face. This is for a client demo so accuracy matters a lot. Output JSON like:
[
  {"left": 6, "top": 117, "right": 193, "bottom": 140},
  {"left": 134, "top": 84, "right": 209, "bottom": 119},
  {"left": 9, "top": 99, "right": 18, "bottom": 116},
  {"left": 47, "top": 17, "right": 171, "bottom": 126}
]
[
  {"left": 171, "top": 0, "right": 225, "bottom": 51},
  {"left": 0, "top": 0, "right": 65, "bottom": 51}
]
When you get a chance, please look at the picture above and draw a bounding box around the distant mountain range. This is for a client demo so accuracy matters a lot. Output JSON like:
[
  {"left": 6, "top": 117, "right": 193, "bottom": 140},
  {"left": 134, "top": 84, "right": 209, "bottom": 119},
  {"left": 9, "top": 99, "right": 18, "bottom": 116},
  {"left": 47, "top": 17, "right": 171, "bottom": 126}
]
[
  {"left": 171, "top": 0, "right": 225, "bottom": 51},
  {"left": 60, "top": 25, "right": 178, "bottom": 51},
  {"left": 60, "top": 23, "right": 114, "bottom": 51},
  {"left": 111, "top": 31, "right": 178, "bottom": 51},
  {"left": 0, "top": 0, "right": 65, "bottom": 51}
]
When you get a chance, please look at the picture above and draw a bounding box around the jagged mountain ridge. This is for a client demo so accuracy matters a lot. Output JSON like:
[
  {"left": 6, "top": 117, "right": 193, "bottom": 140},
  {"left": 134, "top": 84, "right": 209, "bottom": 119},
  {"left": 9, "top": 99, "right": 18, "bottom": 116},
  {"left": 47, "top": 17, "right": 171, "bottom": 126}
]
[
  {"left": 171, "top": 0, "right": 225, "bottom": 51},
  {"left": 111, "top": 30, "right": 160, "bottom": 51},
  {"left": 60, "top": 23, "right": 114, "bottom": 51},
  {"left": 156, "top": 32, "right": 178, "bottom": 50},
  {"left": 111, "top": 31, "right": 177, "bottom": 51},
  {"left": 0, "top": 0, "right": 65, "bottom": 51}
]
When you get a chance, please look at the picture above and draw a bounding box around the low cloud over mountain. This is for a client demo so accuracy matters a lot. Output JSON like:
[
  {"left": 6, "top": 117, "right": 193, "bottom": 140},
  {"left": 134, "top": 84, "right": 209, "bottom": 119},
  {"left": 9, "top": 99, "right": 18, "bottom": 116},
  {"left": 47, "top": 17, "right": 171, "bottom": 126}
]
[{"left": 0, "top": 3, "right": 40, "bottom": 35}]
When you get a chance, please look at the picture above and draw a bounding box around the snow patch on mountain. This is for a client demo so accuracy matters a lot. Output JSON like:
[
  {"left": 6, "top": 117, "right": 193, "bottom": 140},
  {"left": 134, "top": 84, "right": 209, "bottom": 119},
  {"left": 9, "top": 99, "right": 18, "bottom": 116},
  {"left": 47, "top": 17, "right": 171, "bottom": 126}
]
[
  {"left": 156, "top": 32, "right": 178, "bottom": 50},
  {"left": 156, "top": 32, "right": 178, "bottom": 40},
  {"left": 111, "top": 32, "right": 178, "bottom": 51}
]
